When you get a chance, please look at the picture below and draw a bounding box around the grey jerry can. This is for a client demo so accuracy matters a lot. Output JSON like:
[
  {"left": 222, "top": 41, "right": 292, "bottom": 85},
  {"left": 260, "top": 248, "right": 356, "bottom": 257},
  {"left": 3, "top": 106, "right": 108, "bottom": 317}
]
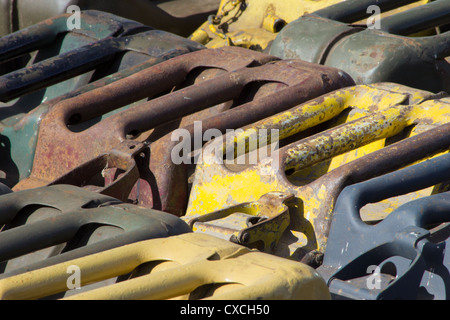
[
  {"left": 318, "top": 152, "right": 450, "bottom": 300},
  {"left": 269, "top": 0, "right": 450, "bottom": 93}
]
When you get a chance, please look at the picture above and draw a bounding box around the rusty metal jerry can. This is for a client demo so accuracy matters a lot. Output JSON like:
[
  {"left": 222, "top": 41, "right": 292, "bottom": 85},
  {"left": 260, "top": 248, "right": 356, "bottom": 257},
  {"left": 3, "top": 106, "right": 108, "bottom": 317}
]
[
  {"left": 189, "top": 0, "right": 434, "bottom": 51},
  {"left": 185, "top": 85, "right": 450, "bottom": 265},
  {"left": 0, "top": 233, "right": 330, "bottom": 300},
  {"left": 269, "top": 0, "right": 450, "bottom": 93},
  {"left": 0, "top": 10, "right": 205, "bottom": 188},
  {"left": 0, "top": 0, "right": 220, "bottom": 37},
  {"left": 0, "top": 185, "right": 191, "bottom": 284},
  {"left": 318, "top": 152, "right": 450, "bottom": 300},
  {"left": 13, "top": 46, "right": 355, "bottom": 216}
]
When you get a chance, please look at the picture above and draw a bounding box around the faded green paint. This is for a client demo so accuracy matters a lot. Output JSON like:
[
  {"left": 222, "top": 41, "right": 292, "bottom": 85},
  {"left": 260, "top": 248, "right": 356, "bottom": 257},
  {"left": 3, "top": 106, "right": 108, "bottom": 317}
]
[{"left": 0, "top": 33, "right": 96, "bottom": 186}]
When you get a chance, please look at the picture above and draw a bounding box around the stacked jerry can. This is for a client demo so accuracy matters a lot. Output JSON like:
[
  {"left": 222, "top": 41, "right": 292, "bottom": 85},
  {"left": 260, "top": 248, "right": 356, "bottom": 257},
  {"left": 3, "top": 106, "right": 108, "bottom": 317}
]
[{"left": 0, "top": 0, "right": 448, "bottom": 301}]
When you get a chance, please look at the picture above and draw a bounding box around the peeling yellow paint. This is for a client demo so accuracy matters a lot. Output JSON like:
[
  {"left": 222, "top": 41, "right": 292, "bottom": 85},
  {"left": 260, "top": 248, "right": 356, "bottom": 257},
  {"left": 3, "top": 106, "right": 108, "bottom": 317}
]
[{"left": 186, "top": 84, "right": 449, "bottom": 259}]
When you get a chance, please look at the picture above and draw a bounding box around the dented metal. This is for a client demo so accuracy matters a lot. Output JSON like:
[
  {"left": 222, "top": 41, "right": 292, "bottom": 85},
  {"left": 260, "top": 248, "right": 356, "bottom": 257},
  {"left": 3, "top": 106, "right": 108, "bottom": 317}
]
[
  {"left": 269, "top": 0, "right": 450, "bottom": 93},
  {"left": 318, "top": 153, "right": 450, "bottom": 300},
  {"left": 186, "top": 86, "right": 450, "bottom": 263},
  {"left": 14, "top": 47, "right": 355, "bottom": 217},
  {"left": 0, "top": 233, "right": 330, "bottom": 300},
  {"left": 0, "top": 185, "right": 191, "bottom": 281}
]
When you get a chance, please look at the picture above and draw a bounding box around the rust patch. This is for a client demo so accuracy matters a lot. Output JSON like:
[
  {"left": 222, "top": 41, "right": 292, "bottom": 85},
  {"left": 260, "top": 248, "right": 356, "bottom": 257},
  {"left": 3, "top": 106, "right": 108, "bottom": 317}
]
[{"left": 14, "top": 47, "right": 354, "bottom": 216}]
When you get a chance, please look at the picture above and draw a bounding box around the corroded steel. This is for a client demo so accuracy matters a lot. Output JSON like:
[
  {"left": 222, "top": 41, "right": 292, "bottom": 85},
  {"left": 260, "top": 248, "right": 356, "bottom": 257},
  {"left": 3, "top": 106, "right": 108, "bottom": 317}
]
[
  {"left": 269, "top": 0, "right": 450, "bottom": 93},
  {"left": 318, "top": 153, "right": 450, "bottom": 300},
  {"left": 47, "top": 140, "right": 148, "bottom": 202},
  {"left": 0, "top": 185, "right": 191, "bottom": 281},
  {"left": 14, "top": 47, "right": 355, "bottom": 216},
  {"left": 186, "top": 87, "right": 450, "bottom": 264},
  {"left": 0, "top": 233, "right": 331, "bottom": 300},
  {"left": 0, "top": 30, "right": 204, "bottom": 102},
  {"left": 0, "top": 10, "right": 147, "bottom": 76},
  {"left": 0, "top": 10, "right": 210, "bottom": 102},
  {"left": 0, "top": 11, "right": 204, "bottom": 188}
]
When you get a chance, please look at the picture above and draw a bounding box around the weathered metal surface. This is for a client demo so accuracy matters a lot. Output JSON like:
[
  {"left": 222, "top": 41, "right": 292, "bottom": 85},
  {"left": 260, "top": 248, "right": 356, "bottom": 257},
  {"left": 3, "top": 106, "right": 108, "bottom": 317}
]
[
  {"left": 312, "top": 0, "right": 439, "bottom": 29},
  {"left": 47, "top": 140, "right": 148, "bottom": 202},
  {"left": 186, "top": 86, "right": 450, "bottom": 264},
  {"left": 189, "top": 0, "right": 434, "bottom": 51},
  {"left": 0, "top": 30, "right": 205, "bottom": 102},
  {"left": 269, "top": 0, "right": 450, "bottom": 93},
  {"left": 184, "top": 192, "right": 295, "bottom": 254},
  {"left": 14, "top": 46, "right": 355, "bottom": 216},
  {"left": 318, "top": 153, "right": 450, "bottom": 300},
  {"left": 0, "top": 10, "right": 147, "bottom": 75},
  {"left": 0, "top": 0, "right": 220, "bottom": 37},
  {"left": 0, "top": 10, "right": 206, "bottom": 102},
  {"left": 366, "top": 0, "right": 450, "bottom": 35},
  {"left": 0, "top": 233, "right": 330, "bottom": 300},
  {"left": 0, "top": 185, "right": 191, "bottom": 282},
  {"left": 0, "top": 11, "right": 205, "bottom": 188}
]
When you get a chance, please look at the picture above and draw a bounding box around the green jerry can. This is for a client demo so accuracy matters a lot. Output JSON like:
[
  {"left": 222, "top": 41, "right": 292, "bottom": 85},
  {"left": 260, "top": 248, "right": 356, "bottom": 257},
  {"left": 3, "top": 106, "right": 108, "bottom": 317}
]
[{"left": 0, "top": 184, "right": 192, "bottom": 300}]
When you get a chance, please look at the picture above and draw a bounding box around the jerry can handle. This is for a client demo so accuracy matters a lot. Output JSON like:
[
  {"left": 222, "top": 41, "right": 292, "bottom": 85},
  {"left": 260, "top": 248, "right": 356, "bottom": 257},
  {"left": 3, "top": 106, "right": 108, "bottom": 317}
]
[
  {"left": 0, "top": 36, "right": 122, "bottom": 102},
  {"left": 336, "top": 152, "right": 450, "bottom": 230},
  {"left": 378, "top": 0, "right": 450, "bottom": 35},
  {"left": 311, "top": 0, "right": 419, "bottom": 23},
  {"left": 418, "top": 30, "right": 450, "bottom": 60},
  {"left": 0, "top": 16, "right": 67, "bottom": 61}
]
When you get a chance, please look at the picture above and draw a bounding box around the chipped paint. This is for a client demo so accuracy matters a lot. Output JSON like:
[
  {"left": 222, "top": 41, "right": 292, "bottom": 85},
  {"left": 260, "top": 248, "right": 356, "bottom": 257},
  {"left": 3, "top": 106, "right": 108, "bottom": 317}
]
[{"left": 186, "top": 86, "right": 450, "bottom": 263}]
